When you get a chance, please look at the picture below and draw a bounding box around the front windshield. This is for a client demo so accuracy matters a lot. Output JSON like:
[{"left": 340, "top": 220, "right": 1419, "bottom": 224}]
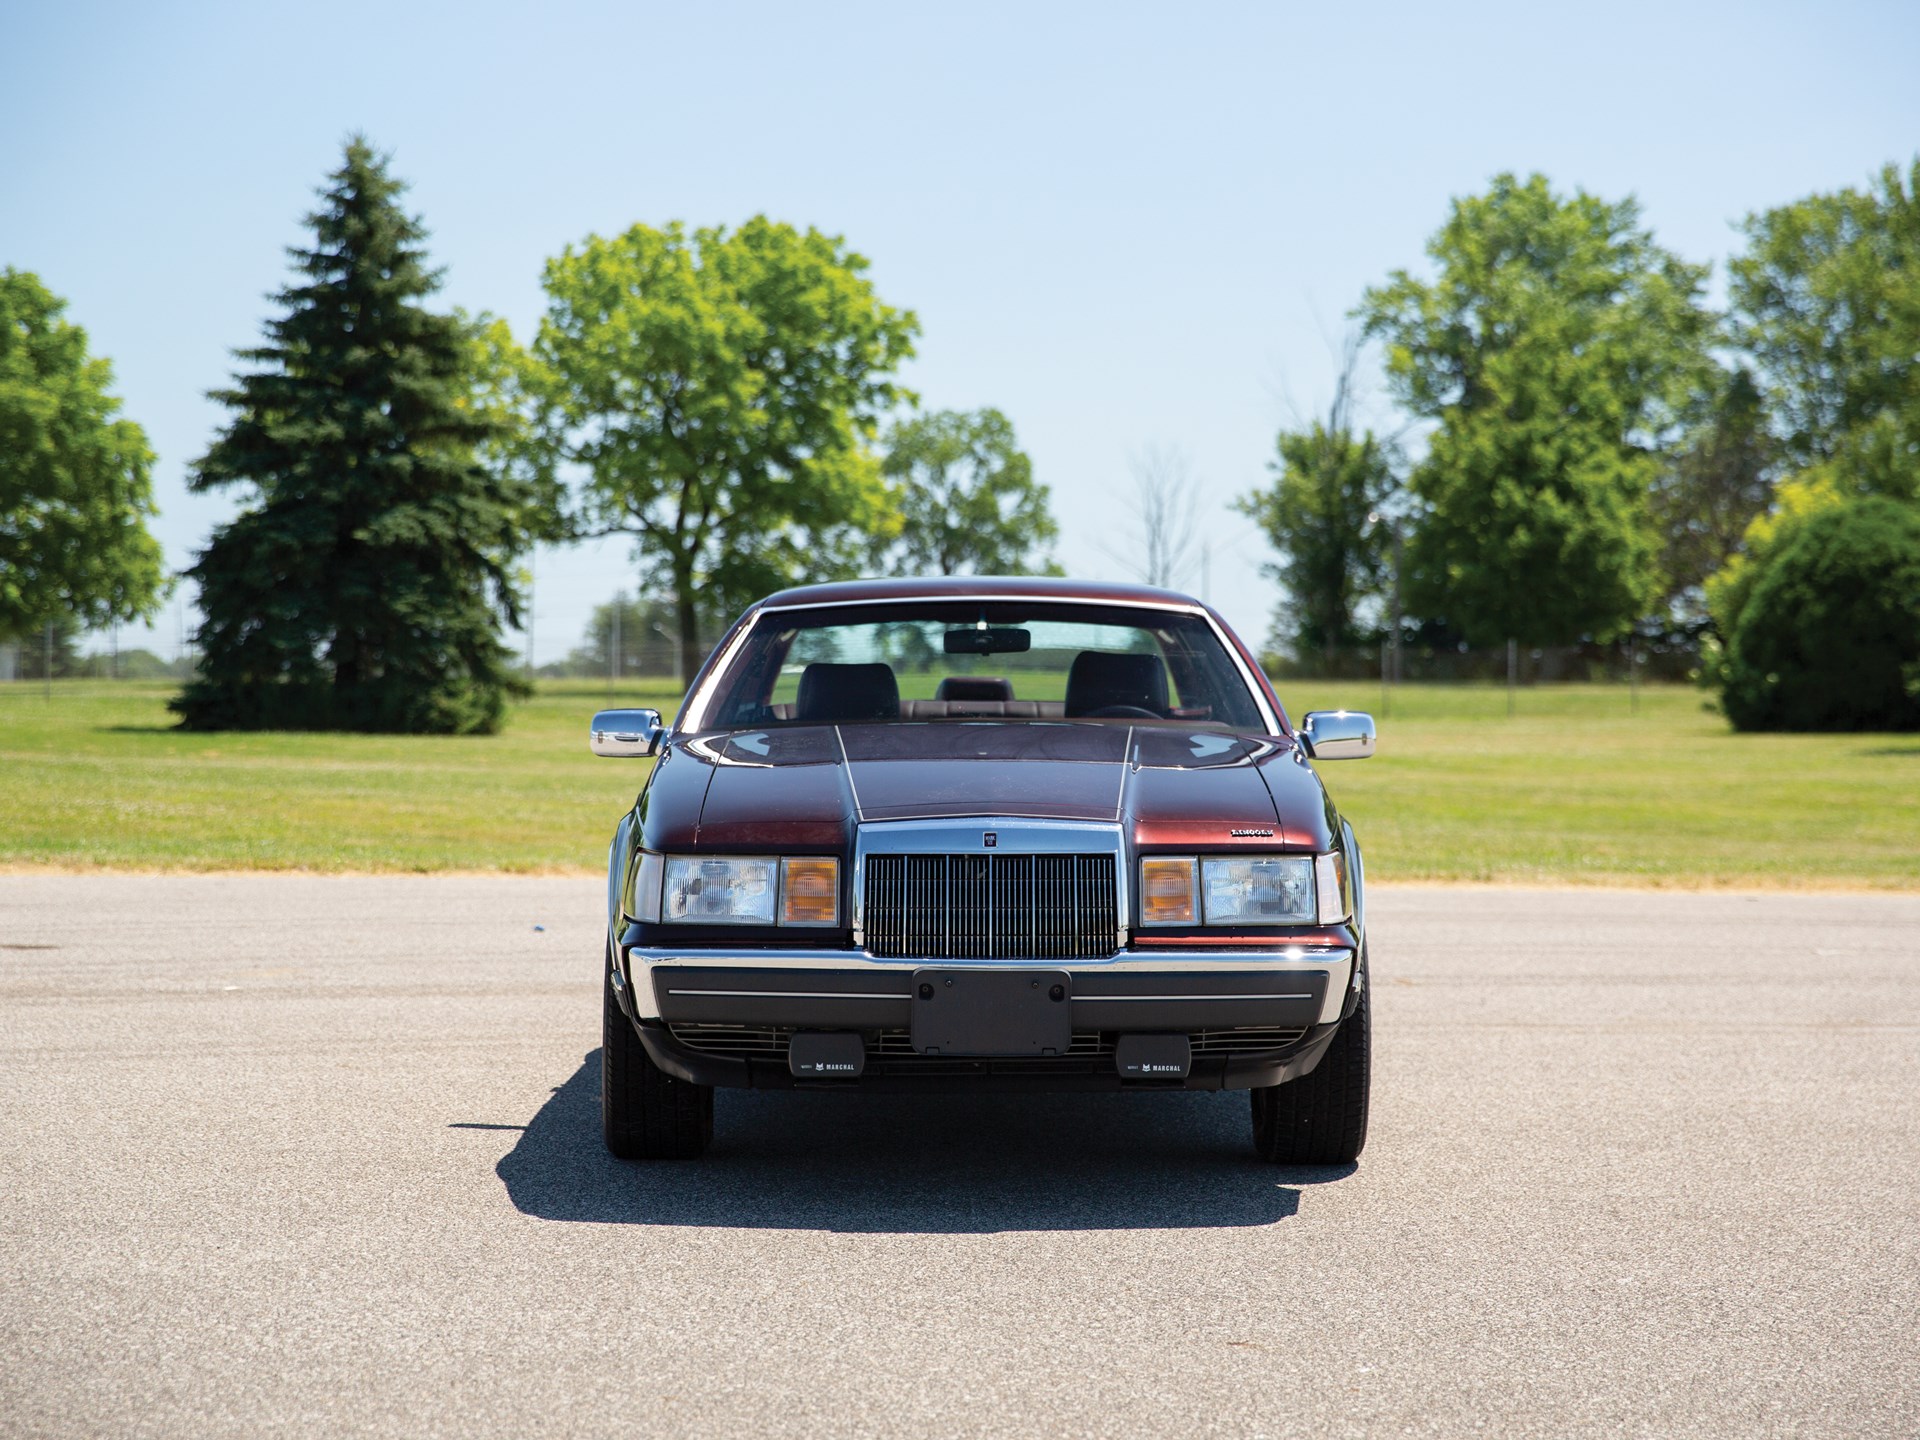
[{"left": 695, "top": 601, "right": 1268, "bottom": 731}]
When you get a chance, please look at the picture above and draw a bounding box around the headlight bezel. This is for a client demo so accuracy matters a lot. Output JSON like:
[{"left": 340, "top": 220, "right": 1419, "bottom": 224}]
[
  {"left": 632, "top": 852, "right": 842, "bottom": 928},
  {"left": 1137, "top": 850, "right": 1350, "bottom": 927}
]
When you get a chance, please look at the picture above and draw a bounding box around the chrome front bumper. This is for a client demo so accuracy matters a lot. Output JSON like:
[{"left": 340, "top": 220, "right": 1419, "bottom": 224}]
[{"left": 617, "top": 943, "right": 1355, "bottom": 1027}]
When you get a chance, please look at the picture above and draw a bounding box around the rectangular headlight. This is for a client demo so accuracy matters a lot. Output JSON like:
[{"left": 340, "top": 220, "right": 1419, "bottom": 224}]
[
  {"left": 1201, "top": 856, "right": 1316, "bottom": 924},
  {"left": 662, "top": 857, "right": 777, "bottom": 925}
]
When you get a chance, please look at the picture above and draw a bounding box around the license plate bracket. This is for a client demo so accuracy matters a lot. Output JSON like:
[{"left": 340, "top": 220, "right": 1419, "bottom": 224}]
[{"left": 910, "top": 969, "right": 1072, "bottom": 1056}]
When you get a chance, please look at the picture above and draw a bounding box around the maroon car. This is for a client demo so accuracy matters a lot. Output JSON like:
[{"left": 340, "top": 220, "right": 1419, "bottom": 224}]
[{"left": 589, "top": 576, "right": 1376, "bottom": 1163}]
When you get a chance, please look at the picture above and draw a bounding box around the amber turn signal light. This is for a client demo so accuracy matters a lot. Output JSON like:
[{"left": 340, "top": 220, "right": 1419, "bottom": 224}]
[
  {"left": 1139, "top": 857, "right": 1199, "bottom": 926},
  {"left": 780, "top": 857, "right": 840, "bottom": 926}
]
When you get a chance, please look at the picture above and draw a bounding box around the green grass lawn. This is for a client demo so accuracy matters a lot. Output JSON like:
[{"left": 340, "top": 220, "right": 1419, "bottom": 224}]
[{"left": 0, "top": 678, "right": 1913, "bottom": 887}]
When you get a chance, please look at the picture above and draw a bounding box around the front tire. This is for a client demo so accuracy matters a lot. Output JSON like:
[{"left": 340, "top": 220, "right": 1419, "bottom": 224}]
[
  {"left": 1250, "top": 984, "right": 1370, "bottom": 1165},
  {"left": 602, "top": 950, "right": 713, "bottom": 1160}
]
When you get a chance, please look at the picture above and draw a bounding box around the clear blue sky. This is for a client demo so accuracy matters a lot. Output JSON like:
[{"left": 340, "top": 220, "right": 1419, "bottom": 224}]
[{"left": 4, "top": 0, "right": 1916, "bottom": 665}]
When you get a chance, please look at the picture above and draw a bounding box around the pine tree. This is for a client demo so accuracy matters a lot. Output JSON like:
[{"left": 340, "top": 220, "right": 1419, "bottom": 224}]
[{"left": 174, "top": 138, "right": 529, "bottom": 733}]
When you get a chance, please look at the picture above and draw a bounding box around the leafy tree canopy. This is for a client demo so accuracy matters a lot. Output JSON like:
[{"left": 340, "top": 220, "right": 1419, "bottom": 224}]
[
  {"left": 1731, "top": 158, "right": 1920, "bottom": 500},
  {"left": 1236, "top": 353, "right": 1397, "bottom": 661},
  {"left": 526, "top": 217, "right": 917, "bottom": 681},
  {"left": 1653, "top": 364, "right": 1776, "bottom": 618},
  {"left": 0, "top": 268, "right": 167, "bottom": 640},
  {"left": 1361, "top": 173, "right": 1716, "bottom": 647},
  {"left": 880, "top": 407, "right": 1059, "bottom": 576},
  {"left": 1717, "top": 495, "right": 1920, "bottom": 732},
  {"left": 173, "top": 138, "right": 531, "bottom": 734}
]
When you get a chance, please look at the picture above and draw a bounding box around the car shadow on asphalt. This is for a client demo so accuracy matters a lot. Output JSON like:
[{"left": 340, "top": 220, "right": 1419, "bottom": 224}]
[{"left": 485, "top": 1050, "right": 1353, "bottom": 1233}]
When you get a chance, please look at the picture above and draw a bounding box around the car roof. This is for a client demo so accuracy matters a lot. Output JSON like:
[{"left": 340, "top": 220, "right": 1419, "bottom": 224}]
[{"left": 753, "top": 575, "right": 1206, "bottom": 611}]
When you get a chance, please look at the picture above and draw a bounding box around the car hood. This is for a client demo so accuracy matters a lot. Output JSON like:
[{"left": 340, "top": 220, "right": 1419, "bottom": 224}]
[{"left": 639, "top": 722, "right": 1338, "bottom": 853}]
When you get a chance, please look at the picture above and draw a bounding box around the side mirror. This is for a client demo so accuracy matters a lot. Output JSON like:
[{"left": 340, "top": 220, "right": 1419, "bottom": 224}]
[
  {"left": 590, "top": 708, "right": 666, "bottom": 758},
  {"left": 1300, "top": 710, "right": 1375, "bottom": 761}
]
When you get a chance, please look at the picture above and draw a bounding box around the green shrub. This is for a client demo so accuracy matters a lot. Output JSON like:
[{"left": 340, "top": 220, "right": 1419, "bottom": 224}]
[{"left": 1719, "top": 496, "right": 1920, "bottom": 731}]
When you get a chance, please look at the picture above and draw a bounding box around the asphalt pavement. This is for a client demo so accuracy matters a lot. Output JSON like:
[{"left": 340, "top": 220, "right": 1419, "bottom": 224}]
[{"left": 1, "top": 875, "right": 1915, "bottom": 1438}]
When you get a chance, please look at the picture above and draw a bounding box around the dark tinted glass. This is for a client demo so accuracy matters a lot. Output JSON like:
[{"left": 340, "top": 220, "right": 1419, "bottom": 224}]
[{"left": 698, "top": 601, "right": 1267, "bottom": 731}]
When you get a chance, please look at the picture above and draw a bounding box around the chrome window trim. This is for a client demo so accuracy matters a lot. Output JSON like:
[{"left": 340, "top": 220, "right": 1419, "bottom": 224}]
[{"left": 677, "top": 594, "right": 1282, "bottom": 736}]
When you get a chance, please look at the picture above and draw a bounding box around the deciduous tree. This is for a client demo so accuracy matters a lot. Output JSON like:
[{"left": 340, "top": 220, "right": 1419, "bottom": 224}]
[
  {"left": 1730, "top": 158, "right": 1920, "bottom": 501},
  {"left": 1361, "top": 174, "right": 1715, "bottom": 647},
  {"left": 1717, "top": 496, "right": 1920, "bottom": 732},
  {"left": 1104, "top": 444, "right": 1203, "bottom": 590},
  {"left": 1237, "top": 343, "right": 1397, "bottom": 663},
  {"left": 0, "top": 269, "right": 166, "bottom": 643},
  {"left": 1653, "top": 365, "right": 1775, "bottom": 618},
  {"left": 881, "top": 408, "right": 1059, "bottom": 576},
  {"left": 526, "top": 218, "right": 916, "bottom": 682}
]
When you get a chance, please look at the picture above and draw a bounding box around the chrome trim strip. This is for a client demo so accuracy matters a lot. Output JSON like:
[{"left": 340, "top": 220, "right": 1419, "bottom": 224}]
[
  {"left": 630, "top": 946, "right": 1350, "bottom": 966},
  {"left": 855, "top": 817, "right": 1126, "bottom": 851},
  {"left": 831, "top": 723, "right": 864, "bottom": 818},
  {"left": 1077, "top": 993, "right": 1315, "bottom": 1002},
  {"left": 665, "top": 988, "right": 898, "bottom": 1000},
  {"left": 761, "top": 593, "right": 1212, "bottom": 616}
]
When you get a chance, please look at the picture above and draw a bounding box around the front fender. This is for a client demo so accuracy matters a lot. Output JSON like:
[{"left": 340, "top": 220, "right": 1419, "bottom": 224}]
[
  {"left": 607, "top": 809, "right": 638, "bottom": 942},
  {"left": 1341, "top": 817, "right": 1368, "bottom": 1016}
]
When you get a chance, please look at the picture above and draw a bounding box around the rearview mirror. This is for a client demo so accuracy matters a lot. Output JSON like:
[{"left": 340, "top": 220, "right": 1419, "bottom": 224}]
[
  {"left": 590, "top": 708, "right": 666, "bottom": 758},
  {"left": 1300, "top": 710, "right": 1375, "bottom": 761},
  {"left": 944, "top": 627, "right": 1031, "bottom": 655}
]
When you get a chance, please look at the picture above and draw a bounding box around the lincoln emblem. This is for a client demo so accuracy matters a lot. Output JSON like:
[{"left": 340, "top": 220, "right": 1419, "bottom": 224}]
[{"left": 983, "top": 832, "right": 997, "bottom": 848}]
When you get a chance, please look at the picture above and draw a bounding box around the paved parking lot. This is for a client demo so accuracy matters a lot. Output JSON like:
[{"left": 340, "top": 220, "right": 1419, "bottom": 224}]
[{"left": 2, "top": 875, "right": 1915, "bottom": 1438}]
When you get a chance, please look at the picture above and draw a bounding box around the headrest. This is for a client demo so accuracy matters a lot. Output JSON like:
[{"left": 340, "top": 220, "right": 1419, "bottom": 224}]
[
  {"left": 1064, "top": 651, "right": 1170, "bottom": 717},
  {"left": 795, "top": 663, "right": 900, "bottom": 723},
  {"left": 935, "top": 676, "right": 1015, "bottom": 702}
]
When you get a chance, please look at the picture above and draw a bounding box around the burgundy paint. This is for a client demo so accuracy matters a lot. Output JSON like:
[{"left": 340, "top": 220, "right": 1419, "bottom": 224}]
[
  {"left": 842, "top": 722, "right": 1129, "bottom": 822},
  {"left": 635, "top": 581, "right": 1335, "bottom": 855}
]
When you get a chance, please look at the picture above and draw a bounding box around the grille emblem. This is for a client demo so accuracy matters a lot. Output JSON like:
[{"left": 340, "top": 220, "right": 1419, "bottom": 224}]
[{"left": 983, "top": 831, "right": 997, "bottom": 848}]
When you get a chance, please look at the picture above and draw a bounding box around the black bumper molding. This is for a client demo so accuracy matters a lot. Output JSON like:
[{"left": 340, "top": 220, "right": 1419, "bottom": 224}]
[{"left": 649, "top": 964, "right": 1330, "bottom": 1036}]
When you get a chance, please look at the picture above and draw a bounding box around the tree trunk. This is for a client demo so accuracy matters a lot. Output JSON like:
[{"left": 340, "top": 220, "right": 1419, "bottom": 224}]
[{"left": 674, "top": 561, "right": 703, "bottom": 689}]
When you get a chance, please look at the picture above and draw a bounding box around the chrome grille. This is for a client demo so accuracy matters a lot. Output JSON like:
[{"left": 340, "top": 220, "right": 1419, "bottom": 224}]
[{"left": 863, "top": 853, "right": 1119, "bottom": 960}]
